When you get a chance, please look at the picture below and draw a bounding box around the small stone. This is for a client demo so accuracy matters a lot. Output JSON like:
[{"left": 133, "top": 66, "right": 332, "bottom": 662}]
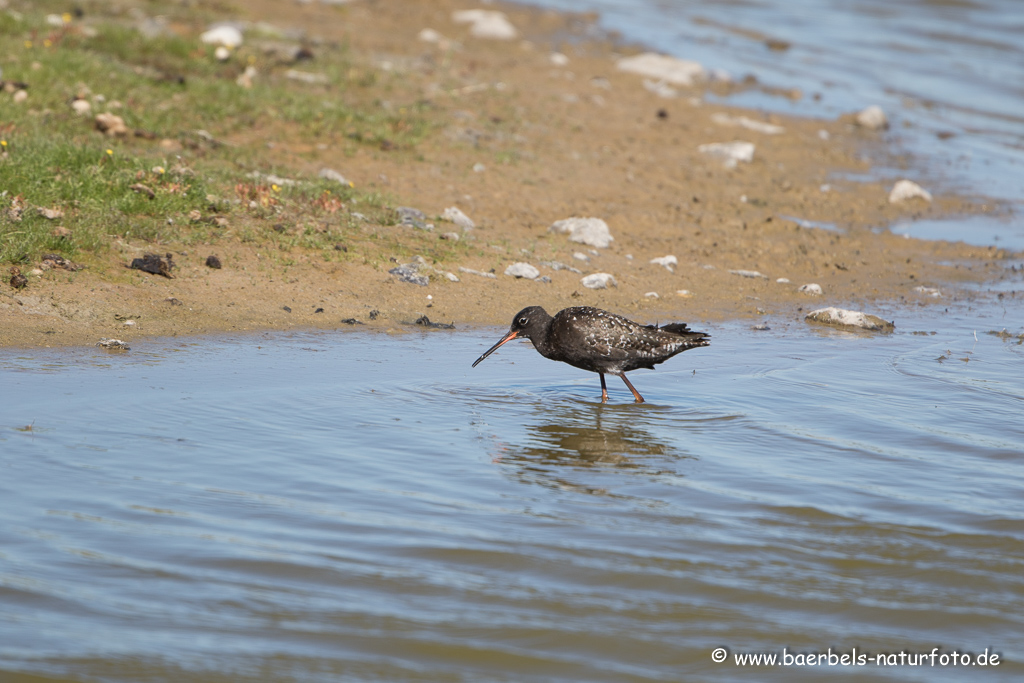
[
  {"left": 699, "top": 141, "right": 755, "bottom": 168},
  {"left": 442, "top": 206, "right": 475, "bottom": 230},
  {"left": 214, "top": 46, "right": 231, "bottom": 61},
  {"left": 13, "top": 90, "right": 27, "bottom": 104},
  {"left": 581, "top": 273, "right": 617, "bottom": 289},
  {"left": 129, "top": 253, "right": 174, "bottom": 278},
  {"left": 129, "top": 183, "right": 155, "bottom": 199},
  {"left": 913, "top": 285, "right": 942, "bottom": 297},
  {"left": 798, "top": 283, "right": 823, "bottom": 295},
  {"left": 753, "top": 323, "right": 771, "bottom": 331},
  {"left": 730, "top": 269, "right": 768, "bottom": 279},
  {"left": 452, "top": 9, "right": 518, "bottom": 40},
  {"left": 550, "top": 52, "right": 569, "bottom": 66},
  {"left": 205, "top": 255, "right": 222, "bottom": 269},
  {"left": 458, "top": 266, "right": 497, "bottom": 279},
  {"left": 41, "top": 254, "right": 82, "bottom": 271},
  {"left": 71, "top": 98, "right": 91, "bottom": 115},
  {"left": 889, "top": 180, "right": 932, "bottom": 204},
  {"left": 97, "top": 338, "right": 130, "bottom": 350},
  {"left": 123, "top": 320, "right": 136, "bottom": 328},
  {"left": 318, "top": 167, "right": 351, "bottom": 186},
  {"left": 9, "top": 267, "right": 27, "bottom": 289},
  {"left": 676, "top": 289, "right": 692, "bottom": 297},
  {"left": 504, "top": 262, "right": 539, "bottom": 279},
  {"left": 549, "top": 217, "right": 613, "bottom": 248},
  {"left": 396, "top": 206, "right": 429, "bottom": 230},
  {"left": 472, "top": 162, "right": 486, "bottom": 173},
  {"left": 188, "top": 209, "right": 202, "bottom": 222},
  {"left": 572, "top": 252, "right": 590, "bottom": 262},
  {"left": 283, "top": 306, "right": 292, "bottom": 313},
  {"left": 95, "top": 112, "right": 128, "bottom": 136},
  {"left": 776, "top": 277, "right": 790, "bottom": 284},
  {"left": 806, "top": 307, "right": 894, "bottom": 332},
  {"left": 389, "top": 263, "right": 429, "bottom": 286},
  {"left": 37, "top": 207, "right": 64, "bottom": 220},
  {"left": 201, "top": 25, "right": 243, "bottom": 48},
  {"left": 445, "top": 272, "right": 460, "bottom": 282},
  {"left": 617, "top": 52, "right": 705, "bottom": 86},
  {"left": 650, "top": 255, "right": 677, "bottom": 271},
  {"left": 855, "top": 105, "right": 888, "bottom": 130},
  {"left": 440, "top": 232, "right": 460, "bottom": 242},
  {"left": 710, "top": 113, "right": 784, "bottom": 135},
  {"left": 644, "top": 291, "right": 659, "bottom": 298}
]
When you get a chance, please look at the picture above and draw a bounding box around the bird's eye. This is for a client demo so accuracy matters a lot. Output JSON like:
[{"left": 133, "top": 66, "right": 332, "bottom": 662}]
[{"left": 517, "top": 317, "right": 528, "bottom": 326}]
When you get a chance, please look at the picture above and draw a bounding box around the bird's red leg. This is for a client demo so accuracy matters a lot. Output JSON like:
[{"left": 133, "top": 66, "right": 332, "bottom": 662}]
[
  {"left": 600, "top": 373, "right": 609, "bottom": 403},
  {"left": 619, "top": 373, "right": 646, "bottom": 403}
]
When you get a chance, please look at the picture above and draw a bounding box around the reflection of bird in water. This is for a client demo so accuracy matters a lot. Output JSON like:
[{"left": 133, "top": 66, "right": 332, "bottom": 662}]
[{"left": 473, "top": 306, "right": 709, "bottom": 403}]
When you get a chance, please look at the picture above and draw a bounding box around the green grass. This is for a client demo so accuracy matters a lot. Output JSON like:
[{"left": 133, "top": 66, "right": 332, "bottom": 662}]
[{"left": 0, "top": 1, "right": 435, "bottom": 266}]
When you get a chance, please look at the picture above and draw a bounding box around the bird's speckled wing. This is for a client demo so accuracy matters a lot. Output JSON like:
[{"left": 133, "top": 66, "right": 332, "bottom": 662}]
[{"left": 550, "top": 307, "right": 708, "bottom": 373}]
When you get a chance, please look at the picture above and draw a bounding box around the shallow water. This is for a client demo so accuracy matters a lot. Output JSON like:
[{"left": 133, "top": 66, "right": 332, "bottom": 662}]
[
  {"left": 530, "top": 0, "right": 1024, "bottom": 248},
  {"left": 2, "top": 303, "right": 1023, "bottom": 681}
]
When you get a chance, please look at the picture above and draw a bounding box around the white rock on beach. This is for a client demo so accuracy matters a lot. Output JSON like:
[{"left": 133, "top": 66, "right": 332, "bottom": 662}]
[
  {"left": 889, "top": 179, "right": 932, "bottom": 204},
  {"left": 730, "top": 269, "right": 768, "bottom": 279},
  {"left": 200, "top": 25, "right": 243, "bottom": 48},
  {"left": 855, "top": 105, "right": 889, "bottom": 130},
  {"left": 442, "top": 206, "right": 475, "bottom": 230},
  {"left": 505, "top": 262, "right": 540, "bottom": 279},
  {"left": 650, "top": 255, "right": 677, "bottom": 271},
  {"left": 549, "top": 217, "right": 613, "bottom": 248},
  {"left": 805, "top": 307, "right": 895, "bottom": 332},
  {"left": 798, "top": 283, "right": 823, "bottom": 295},
  {"left": 452, "top": 10, "right": 517, "bottom": 40},
  {"left": 550, "top": 52, "right": 569, "bottom": 66},
  {"left": 617, "top": 53, "right": 705, "bottom": 87},
  {"left": 711, "top": 113, "right": 784, "bottom": 135},
  {"left": 581, "top": 273, "right": 617, "bottom": 289},
  {"left": 699, "top": 141, "right": 755, "bottom": 168}
]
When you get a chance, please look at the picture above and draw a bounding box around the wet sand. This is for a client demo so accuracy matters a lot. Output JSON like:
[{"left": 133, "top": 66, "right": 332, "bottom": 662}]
[{"left": 0, "top": 0, "right": 1015, "bottom": 347}]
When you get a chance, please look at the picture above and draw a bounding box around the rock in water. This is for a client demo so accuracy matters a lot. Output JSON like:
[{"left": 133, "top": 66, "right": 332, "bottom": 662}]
[
  {"left": 889, "top": 180, "right": 932, "bottom": 203},
  {"left": 805, "top": 307, "right": 894, "bottom": 332}
]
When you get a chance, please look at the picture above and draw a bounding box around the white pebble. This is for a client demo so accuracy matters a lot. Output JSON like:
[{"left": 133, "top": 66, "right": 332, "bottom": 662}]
[
  {"left": 650, "top": 255, "right": 677, "bottom": 271},
  {"left": 698, "top": 141, "right": 755, "bottom": 168},
  {"left": 799, "top": 283, "right": 823, "bottom": 295},
  {"left": 889, "top": 179, "right": 932, "bottom": 204},
  {"left": 855, "top": 105, "right": 888, "bottom": 130},
  {"left": 644, "top": 292, "right": 659, "bottom": 298},
  {"left": 776, "top": 277, "right": 790, "bottom": 284},
  {"left": 504, "top": 262, "right": 539, "bottom": 279},
  {"left": 581, "top": 273, "right": 617, "bottom": 289},
  {"left": 549, "top": 216, "right": 614, "bottom": 248}
]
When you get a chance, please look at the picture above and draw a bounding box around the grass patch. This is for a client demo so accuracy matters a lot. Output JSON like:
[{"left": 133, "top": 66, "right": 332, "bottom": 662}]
[{"left": 0, "top": 1, "right": 435, "bottom": 266}]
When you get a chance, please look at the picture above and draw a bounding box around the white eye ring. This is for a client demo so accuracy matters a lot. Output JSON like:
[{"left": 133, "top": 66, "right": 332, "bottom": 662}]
[{"left": 517, "top": 317, "right": 528, "bottom": 326}]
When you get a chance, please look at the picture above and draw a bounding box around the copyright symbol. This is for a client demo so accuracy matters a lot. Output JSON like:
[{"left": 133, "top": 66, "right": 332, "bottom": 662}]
[{"left": 712, "top": 647, "right": 728, "bottom": 663}]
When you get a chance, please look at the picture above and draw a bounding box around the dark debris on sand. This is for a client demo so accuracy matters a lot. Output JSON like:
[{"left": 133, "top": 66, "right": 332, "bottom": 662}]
[{"left": 129, "top": 253, "right": 175, "bottom": 278}]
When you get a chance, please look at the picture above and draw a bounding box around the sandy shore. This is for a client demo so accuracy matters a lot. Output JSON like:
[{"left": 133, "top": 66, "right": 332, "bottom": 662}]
[{"left": 0, "top": 0, "right": 1015, "bottom": 348}]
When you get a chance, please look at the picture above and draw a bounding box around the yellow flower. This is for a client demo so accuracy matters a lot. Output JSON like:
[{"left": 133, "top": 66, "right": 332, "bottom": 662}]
[
  {"left": 271, "top": 184, "right": 280, "bottom": 192},
  {"left": 24, "top": 40, "right": 32, "bottom": 49},
  {"left": 43, "top": 39, "right": 52, "bottom": 48},
  {"left": 106, "top": 149, "right": 113, "bottom": 156},
  {"left": 62, "top": 13, "right": 72, "bottom": 23},
  {"left": 1, "top": 140, "right": 7, "bottom": 147}
]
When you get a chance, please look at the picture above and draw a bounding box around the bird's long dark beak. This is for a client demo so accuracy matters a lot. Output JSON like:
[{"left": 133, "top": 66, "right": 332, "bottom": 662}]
[{"left": 472, "top": 329, "right": 519, "bottom": 367}]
